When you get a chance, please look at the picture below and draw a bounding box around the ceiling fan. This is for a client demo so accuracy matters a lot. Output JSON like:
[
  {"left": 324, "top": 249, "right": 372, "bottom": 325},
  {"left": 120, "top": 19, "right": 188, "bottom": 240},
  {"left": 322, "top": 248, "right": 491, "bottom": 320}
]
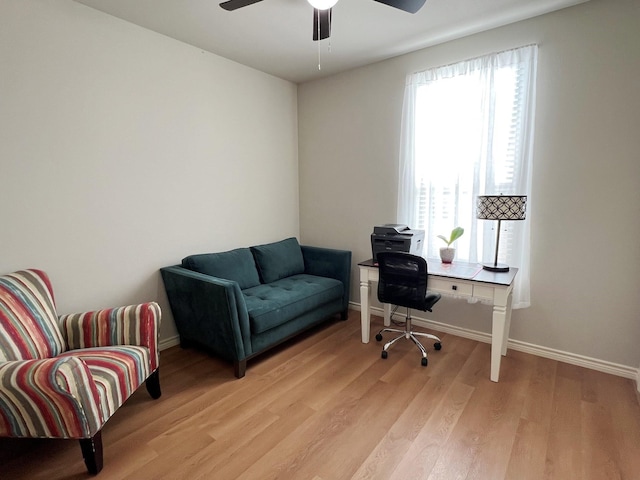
[{"left": 219, "top": 0, "right": 427, "bottom": 41}]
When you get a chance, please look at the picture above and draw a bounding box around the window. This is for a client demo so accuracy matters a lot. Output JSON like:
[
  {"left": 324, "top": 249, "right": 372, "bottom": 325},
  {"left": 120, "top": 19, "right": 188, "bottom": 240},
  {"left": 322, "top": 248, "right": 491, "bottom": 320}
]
[{"left": 397, "top": 45, "right": 538, "bottom": 308}]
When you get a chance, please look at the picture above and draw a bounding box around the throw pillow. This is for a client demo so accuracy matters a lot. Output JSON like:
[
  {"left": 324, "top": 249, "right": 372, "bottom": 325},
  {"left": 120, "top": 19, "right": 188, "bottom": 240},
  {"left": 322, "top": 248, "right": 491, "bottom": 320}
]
[
  {"left": 250, "top": 237, "right": 305, "bottom": 283},
  {"left": 182, "top": 248, "right": 261, "bottom": 290}
]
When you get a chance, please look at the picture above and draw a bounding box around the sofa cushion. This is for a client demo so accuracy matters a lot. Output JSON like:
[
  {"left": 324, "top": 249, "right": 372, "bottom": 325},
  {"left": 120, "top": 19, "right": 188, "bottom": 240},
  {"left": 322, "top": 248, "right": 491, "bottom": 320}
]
[
  {"left": 182, "top": 248, "right": 260, "bottom": 290},
  {"left": 242, "top": 274, "right": 343, "bottom": 334},
  {"left": 250, "top": 238, "right": 305, "bottom": 284}
]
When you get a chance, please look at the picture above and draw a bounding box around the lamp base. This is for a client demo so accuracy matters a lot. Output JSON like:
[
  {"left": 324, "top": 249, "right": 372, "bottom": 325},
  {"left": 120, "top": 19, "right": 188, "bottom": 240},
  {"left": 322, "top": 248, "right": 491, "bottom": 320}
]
[{"left": 482, "top": 263, "right": 510, "bottom": 273}]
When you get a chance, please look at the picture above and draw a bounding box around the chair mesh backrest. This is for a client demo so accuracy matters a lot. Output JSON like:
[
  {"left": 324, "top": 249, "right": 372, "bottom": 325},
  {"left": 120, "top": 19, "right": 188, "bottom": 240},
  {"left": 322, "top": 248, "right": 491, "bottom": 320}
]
[
  {"left": 0, "top": 269, "right": 65, "bottom": 361},
  {"left": 377, "top": 252, "right": 430, "bottom": 311}
]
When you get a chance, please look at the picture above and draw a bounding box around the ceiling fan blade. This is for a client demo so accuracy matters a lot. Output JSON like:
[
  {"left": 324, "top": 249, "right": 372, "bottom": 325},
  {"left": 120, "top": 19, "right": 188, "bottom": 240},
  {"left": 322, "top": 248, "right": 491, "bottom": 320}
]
[
  {"left": 312, "top": 8, "right": 331, "bottom": 41},
  {"left": 373, "top": 0, "right": 426, "bottom": 14},
  {"left": 219, "top": 0, "right": 264, "bottom": 11}
]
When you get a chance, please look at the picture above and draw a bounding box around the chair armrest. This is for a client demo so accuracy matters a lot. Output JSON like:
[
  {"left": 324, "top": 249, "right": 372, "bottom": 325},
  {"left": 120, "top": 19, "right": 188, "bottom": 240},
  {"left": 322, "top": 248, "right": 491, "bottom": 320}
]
[
  {"left": 58, "top": 302, "right": 161, "bottom": 371},
  {"left": 0, "top": 357, "right": 103, "bottom": 438},
  {"left": 160, "top": 266, "right": 251, "bottom": 361},
  {"left": 301, "top": 245, "right": 352, "bottom": 312}
]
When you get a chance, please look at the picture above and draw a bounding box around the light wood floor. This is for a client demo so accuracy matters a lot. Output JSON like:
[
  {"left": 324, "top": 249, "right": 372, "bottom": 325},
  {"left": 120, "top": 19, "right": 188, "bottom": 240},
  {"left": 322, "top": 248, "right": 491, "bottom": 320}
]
[{"left": 2, "top": 311, "right": 640, "bottom": 479}]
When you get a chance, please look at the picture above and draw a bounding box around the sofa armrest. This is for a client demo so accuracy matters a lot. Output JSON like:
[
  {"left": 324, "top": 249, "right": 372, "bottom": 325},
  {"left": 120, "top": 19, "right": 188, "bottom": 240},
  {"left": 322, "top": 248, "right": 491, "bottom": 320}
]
[
  {"left": 58, "top": 302, "right": 161, "bottom": 371},
  {"left": 301, "top": 245, "right": 352, "bottom": 312},
  {"left": 160, "top": 266, "right": 251, "bottom": 362},
  {"left": 0, "top": 357, "right": 103, "bottom": 439}
]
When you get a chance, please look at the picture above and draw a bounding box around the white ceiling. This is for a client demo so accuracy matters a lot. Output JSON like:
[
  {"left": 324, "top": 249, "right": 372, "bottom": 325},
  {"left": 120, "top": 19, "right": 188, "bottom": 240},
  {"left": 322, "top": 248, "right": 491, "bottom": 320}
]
[{"left": 74, "top": 0, "right": 588, "bottom": 83}]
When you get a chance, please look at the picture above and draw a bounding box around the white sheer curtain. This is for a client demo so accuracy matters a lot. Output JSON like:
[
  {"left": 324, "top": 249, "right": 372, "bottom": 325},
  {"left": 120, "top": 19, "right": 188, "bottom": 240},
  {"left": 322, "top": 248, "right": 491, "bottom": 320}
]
[{"left": 397, "top": 45, "right": 537, "bottom": 308}]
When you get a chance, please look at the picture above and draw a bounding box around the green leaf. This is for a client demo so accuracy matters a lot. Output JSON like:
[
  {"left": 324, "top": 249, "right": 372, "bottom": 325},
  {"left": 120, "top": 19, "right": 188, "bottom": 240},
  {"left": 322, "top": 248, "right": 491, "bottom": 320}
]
[
  {"left": 437, "top": 234, "right": 449, "bottom": 245},
  {"left": 438, "top": 227, "right": 464, "bottom": 246},
  {"left": 450, "top": 226, "right": 464, "bottom": 244}
]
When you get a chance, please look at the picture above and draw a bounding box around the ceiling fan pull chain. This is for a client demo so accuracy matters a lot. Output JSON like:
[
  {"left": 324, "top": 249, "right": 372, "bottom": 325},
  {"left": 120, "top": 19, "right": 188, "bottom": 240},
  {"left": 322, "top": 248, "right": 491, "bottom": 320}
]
[
  {"left": 317, "top": 10, "right": 322, "bottom": 70},
  {"left": 328, "top": 8, "right": 332, "bottom": 53}
]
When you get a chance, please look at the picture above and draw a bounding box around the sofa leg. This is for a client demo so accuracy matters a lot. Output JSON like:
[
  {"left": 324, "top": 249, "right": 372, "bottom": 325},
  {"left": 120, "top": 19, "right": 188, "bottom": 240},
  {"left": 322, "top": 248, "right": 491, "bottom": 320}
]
[
  {"left": 234, "top": 359, "right": 246, "bottom": 379},
  {"left": 80, "top": 431, "right": 103, "bottom": 475},
  {"left": 145, "top": 368, "right": 162, "bottom": 399},
  {"left": 341, "top": 309, "right": 349, "bottom": 320}
]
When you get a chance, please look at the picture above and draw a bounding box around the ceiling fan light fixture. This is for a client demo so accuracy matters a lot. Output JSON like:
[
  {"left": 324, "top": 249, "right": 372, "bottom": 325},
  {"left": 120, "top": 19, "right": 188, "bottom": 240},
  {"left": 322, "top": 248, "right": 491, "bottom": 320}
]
[{"left": 307, "top": 0, "right": 338, "bottom": 11}]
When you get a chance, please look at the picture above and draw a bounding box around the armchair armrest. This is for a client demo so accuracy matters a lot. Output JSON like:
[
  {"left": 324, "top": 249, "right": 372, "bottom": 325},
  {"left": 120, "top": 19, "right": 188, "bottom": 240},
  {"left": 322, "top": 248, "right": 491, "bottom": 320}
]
[
  {"left": 58, "top": 302, "right": 161, "bottom": 371},
  {"left": 0, "top": 357, "right": 102, "bottom": 439},
  {"left": 301, "top": 245, "right": 352, "bottom": 311},
  {"left": 160, "top": 266, "right": 251, "bottom": 362}
]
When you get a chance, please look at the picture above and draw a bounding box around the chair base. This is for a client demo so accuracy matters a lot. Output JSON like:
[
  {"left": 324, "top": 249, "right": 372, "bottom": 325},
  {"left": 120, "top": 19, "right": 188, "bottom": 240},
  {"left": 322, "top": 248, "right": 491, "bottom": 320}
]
[{"left": 376, "top": 310, "right": 441, "bottom": 366}]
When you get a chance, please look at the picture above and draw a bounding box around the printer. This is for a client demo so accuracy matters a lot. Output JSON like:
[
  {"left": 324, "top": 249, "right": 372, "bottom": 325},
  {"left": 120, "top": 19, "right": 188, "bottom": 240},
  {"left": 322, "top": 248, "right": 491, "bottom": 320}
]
[{"left": 371, "top": 224, "right": 425, "bottom": 261}]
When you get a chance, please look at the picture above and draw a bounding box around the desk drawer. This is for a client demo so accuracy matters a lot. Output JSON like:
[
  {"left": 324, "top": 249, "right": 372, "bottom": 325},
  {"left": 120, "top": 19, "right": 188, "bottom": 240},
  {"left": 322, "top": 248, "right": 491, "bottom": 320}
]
[{"left": 430, "top": 278, "right": 473, "bottom": 297}]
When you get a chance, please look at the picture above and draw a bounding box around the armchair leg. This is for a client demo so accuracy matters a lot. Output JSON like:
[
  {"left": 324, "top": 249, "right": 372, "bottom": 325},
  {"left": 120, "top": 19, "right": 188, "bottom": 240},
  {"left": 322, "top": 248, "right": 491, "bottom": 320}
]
[
  {"left": 80, "top": 431, "right": 103, "bottom": 475},
  {"left": 234, "top": 359, "right": 247, "bottom": 379},
  {"left": 145, "top": 368, "right": 162, "bottom": 399}
]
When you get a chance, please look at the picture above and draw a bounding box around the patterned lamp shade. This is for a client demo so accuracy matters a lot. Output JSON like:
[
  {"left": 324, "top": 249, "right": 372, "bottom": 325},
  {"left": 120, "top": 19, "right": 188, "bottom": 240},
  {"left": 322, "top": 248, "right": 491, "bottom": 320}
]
[
  {"left": 476, "top": 195, "right": 527, "bottom": 272},
  {"left": 476, "top": 195, "right": 527, "bottom": 221}
]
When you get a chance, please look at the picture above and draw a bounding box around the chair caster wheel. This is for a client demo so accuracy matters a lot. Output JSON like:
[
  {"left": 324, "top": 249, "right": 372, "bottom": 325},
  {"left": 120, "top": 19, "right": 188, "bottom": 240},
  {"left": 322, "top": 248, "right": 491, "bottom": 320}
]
[
  {"left": 375, "top": 333, "right": 383, "bottom": 341},
  {"left": 434, "top": 342, "right": 442, "bottom": 350},
  {"left": 381, "top": 350, "right": 388, "bottom": 359},
  {"left": 421, "top": 357, "right": 428, "bottom": 366}
]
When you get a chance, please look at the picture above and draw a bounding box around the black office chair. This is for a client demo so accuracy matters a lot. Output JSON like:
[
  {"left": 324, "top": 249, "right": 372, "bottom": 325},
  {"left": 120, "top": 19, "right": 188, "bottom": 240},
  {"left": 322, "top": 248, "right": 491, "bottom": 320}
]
[{"left": 375, "top": 252, "right": 442, "bottom": 366}]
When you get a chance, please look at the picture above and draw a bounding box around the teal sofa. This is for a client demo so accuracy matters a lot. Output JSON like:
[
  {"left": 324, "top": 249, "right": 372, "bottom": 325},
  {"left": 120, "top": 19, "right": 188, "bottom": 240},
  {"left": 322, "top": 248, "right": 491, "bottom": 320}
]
[{"left": 161, "top": 238, "right": 351, "bottom": 378}]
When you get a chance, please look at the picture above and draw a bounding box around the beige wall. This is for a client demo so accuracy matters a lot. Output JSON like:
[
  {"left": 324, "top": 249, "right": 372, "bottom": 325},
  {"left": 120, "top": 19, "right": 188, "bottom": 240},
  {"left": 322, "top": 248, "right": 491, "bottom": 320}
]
[
  {"left": 298, "top": 0, "right": 640, "bottom": 369},
  {"left": 0, "top": 0, "right": 299, "bottom": 342}
]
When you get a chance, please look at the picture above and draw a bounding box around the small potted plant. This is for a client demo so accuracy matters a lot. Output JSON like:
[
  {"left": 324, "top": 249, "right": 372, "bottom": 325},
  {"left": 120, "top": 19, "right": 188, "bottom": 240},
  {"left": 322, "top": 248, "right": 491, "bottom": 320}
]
[{"left": 437, "top": 226, "right": 464, "bottom": 263}]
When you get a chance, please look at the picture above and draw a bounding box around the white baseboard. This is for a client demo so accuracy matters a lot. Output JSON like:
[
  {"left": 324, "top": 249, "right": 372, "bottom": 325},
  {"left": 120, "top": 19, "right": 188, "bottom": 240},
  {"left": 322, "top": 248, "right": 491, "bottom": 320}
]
[
  {"left": 505, "top": 338, "right": 638, "bottom": 380},
  {"left": 350, "top": 302, "right": 639, "bottom": 381},
  {"left": 159, "top": 335, "right": 180, "bottom": 351}
]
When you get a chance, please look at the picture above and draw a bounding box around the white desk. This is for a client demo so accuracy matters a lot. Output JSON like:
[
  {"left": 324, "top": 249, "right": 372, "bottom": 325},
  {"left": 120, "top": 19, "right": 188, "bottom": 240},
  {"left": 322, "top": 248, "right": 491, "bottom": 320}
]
[{"left": 358, "top": 259, "right": 517, "bottom": 382}]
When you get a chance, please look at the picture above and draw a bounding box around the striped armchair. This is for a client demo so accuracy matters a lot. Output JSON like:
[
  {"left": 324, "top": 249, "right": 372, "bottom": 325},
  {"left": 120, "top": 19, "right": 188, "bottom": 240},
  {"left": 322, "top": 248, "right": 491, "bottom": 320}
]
[{"left": 0, "top": 269, "right": 161, "bottom": 475}]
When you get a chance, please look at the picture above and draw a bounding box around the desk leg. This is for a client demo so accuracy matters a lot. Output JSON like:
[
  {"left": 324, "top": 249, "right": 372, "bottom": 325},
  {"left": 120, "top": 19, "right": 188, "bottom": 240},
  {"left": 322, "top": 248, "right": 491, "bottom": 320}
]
[
  {"left": 490, "top": 289, "right": 512, "bottom": 382},
  {"left": 502, "top": 291, "right": 513, "bottom": 356},
  {"left": 360, "top": 278, "right": 371, "bottom": 343}
]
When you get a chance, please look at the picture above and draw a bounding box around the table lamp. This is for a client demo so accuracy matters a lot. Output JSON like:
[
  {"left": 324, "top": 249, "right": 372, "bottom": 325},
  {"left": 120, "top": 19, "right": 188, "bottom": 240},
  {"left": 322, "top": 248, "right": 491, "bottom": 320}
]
[{"left": 476, "top": 195, "right": 527, "bottom": 272}]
